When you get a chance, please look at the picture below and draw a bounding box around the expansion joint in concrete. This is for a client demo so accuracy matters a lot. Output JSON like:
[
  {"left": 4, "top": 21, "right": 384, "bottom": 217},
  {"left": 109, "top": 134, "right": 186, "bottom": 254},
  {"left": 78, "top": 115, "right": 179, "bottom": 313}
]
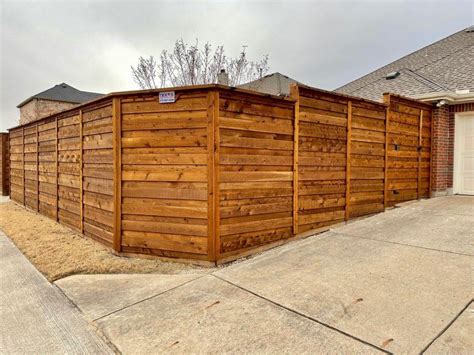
[
  {"left": 420, "top": 299, "right": 474, "bottom": 354},
  {"left": 211, "top": 274, "right": 393, "bottom": 354}
]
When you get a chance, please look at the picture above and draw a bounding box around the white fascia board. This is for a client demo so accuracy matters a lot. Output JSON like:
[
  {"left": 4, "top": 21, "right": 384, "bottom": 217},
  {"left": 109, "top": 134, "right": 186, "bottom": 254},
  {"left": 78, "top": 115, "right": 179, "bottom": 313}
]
[{"left": 413, "top": 91, "right": 474, "bottom": 104}]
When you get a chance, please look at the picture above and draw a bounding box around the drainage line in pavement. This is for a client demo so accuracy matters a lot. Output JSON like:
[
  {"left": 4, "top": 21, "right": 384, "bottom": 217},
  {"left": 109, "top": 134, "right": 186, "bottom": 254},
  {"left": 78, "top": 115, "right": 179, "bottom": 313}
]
[
  {"left": 212, "top": 274, "right": 393, "bottom": 354},
  {"left": 420, "top": 299, "right": 473, "bottom": 354}
]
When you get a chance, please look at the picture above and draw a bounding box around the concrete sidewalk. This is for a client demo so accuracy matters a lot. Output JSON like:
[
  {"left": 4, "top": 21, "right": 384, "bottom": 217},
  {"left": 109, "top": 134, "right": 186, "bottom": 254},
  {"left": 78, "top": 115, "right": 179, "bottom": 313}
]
[
  {"left": 2, "top": 196, "right": 472, "bottom": 353},
  {"left": 54, "top": 195, "right": 473, "bottom": 354},
  {"left": 0, "top": 231, "right": 114, "bottom": 354}
]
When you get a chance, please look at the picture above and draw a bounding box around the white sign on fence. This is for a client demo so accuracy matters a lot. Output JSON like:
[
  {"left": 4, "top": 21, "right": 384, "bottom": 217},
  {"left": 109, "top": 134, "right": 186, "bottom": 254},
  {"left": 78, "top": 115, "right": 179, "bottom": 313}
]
[{"left": 159, "top": 91, "right": 176, "bottom": 103}]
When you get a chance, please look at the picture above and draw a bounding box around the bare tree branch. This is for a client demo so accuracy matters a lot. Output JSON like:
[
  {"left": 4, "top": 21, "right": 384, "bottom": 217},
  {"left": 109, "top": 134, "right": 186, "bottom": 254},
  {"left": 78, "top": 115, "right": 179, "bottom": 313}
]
[
  {"left": 130, "top": 56, "right": 158, "bottom": 89},
  {"left": 131, "top": 40, "right": 269, "bottom": 89}
]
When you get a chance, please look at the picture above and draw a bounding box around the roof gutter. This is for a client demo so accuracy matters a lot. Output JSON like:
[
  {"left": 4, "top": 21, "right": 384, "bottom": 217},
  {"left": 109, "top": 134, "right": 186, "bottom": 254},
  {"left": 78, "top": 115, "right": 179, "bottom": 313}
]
[{"left": 412, "top": 91, "right": 474, "bottom": 104}]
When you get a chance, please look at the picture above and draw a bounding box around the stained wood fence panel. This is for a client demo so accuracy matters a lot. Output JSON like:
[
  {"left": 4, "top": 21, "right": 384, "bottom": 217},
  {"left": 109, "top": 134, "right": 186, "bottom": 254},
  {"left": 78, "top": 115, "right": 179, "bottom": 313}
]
[
  {"left": 82, "top": 102, "right": 115, "bottom": 246},
  {"left": 119, "top": 91, "right": 210, "bottom": 260},
  {"left": 217, "top": 90, "right": 295, "bottom": 259},
  {"left": 384, "top": 94, "right": 433, "bottom": 206},
  {"left": 8, "top": 101, "right": 115, "bottom": 246},
  {"left": 23, "top": 125, "right": 38, "bottom": 210},
  {"left": 9, "top": 128, "right": 24, "bottom": 204},
  {"left": 37, "top": 118, "right": 58, "bottom": 219},
  {"left": 7, "top": 85, "right": 433, "bottom": 264},
  {"left": 57, "top": 112, "right": 81, "bottom": 231},
  {"left": 294, "top": 86, "right": 348, "bottom": 233},
  {"left": 348, "top": 100, "right": 386, "bottom": 218},
  {"left": 1, "top": 133, "right": 10, "bottom": 196}
]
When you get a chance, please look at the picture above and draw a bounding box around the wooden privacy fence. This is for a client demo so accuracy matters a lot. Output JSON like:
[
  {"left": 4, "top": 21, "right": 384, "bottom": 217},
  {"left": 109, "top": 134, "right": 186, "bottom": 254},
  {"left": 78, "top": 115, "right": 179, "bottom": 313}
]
[
  {"left": 1, "top": 133, "right": 9, "bottom": 196},
  {"left": 8, "top": 84, "right": 433, "bottom": 264}
]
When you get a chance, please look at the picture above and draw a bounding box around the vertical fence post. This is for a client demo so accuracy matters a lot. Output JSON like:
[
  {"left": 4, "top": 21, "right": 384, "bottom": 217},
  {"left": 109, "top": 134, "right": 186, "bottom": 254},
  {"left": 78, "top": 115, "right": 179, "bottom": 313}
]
[
  {"left": 383, "top": 95, "right": 390, "bottom": 209},
  {"left": 206, "top": 90, "right": 220, "bottom": 263},
  {"left": 9, "top": 134, "right": 11, "bottom": 200},
  {"left": 213, "top": 91, "right": 220, "bottom": 262},
  {"left": 206, "top": 91, "right": 215, "bottom": 262},
  {"left": 22, "top": 127, "right": 25, "bottom": 206},
  {"left": 112, "top": 98, "right": 122, "bottom": 253},
  {"left": 0, "top": 134, "right": 5, "bottom": 196},
  {"left": 345, "top": 101, "right": 352, "bottom": 221},
  {"left": 55, "top": 117, "right": 59, "bottom": 221},
  {"left": 418, "top": 110, "right": 423, "bottom": 199},
  {"left": 291, "top": 85, "right": 300, "bottom": 235},
  {"left": 79, "top": 109, "right": 84, "bottom": 233},
  {"left": 36, "top": 123, "right": 39, "bottom": 211}
]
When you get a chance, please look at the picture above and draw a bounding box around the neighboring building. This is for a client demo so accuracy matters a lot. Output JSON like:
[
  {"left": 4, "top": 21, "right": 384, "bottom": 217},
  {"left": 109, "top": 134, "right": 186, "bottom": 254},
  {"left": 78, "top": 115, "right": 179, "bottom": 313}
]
[
  {"left": 336, "top": 27, "right": 474, "bottom": 197},
  {"left": 17, "top": 83, "right": 103, "bottom": 125},
  {"left": 238, "top": 72, "right": 300, "bottom": 96}
]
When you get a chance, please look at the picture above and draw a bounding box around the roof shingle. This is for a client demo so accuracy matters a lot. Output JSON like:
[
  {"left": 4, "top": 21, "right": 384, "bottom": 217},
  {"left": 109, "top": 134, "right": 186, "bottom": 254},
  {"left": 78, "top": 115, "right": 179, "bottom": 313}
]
[
  {"left": 335, "top": 27, "right": 474, "bottom": 101},
  {"left": 17, "top": 83, "right": 103, "bottom": 108}
]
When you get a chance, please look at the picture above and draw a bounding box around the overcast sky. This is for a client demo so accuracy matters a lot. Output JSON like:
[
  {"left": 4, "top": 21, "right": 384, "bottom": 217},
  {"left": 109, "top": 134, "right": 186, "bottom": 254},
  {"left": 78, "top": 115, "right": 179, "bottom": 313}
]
[{"left": 0, "top": 0, "right": 472, "bottom": 131}]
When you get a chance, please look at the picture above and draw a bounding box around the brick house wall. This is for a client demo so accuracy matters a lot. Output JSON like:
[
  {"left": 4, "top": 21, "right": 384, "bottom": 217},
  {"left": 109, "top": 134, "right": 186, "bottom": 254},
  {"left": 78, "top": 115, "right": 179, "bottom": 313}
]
[
  {"left": 19, "top": 98, "right": 78, "bottom": 125},
  {"left": 431, "top": 102, "right": 474, "bottom": 195},
  {"left": 431, "top": 105, "right": 450, "bottom": 195}
]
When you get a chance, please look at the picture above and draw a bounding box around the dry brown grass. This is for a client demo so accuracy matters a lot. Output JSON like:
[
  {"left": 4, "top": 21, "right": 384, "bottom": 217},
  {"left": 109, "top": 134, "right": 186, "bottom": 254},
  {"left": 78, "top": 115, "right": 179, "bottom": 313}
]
[{"left": 0, "top": 201, "right": 210, "bottom": 281}]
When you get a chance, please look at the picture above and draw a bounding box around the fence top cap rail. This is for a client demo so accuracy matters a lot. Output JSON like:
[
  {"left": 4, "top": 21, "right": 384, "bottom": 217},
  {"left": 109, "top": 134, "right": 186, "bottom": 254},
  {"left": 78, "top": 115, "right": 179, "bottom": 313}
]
[
  {"left": 108, "top": 84, "right": 296, "bottom": 102},
  {"left": 7, "top": 84, "right": 295, "bottom": 131},
  {"left": 294, "top": 83, "right": 388, "bottom": 108},
  {"left": 383, "top": 92, "right": 434, "bottom": 108}
]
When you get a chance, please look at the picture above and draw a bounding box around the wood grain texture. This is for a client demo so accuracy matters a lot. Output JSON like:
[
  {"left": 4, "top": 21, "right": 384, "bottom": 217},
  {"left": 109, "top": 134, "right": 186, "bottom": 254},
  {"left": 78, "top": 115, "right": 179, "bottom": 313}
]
[
  {"left": 113, "top": 98, "right": 122, "bottom": 252},
  {"left": 383, "top": 94, "right": 432, "bottom": 206},
  {"left": 120, "top": 90, "right": 210, "bottom": 258},
  {"left": 291, "top": 84, "right": 300, "bottom": 234},
  {"left": 6, "top": 85, "right": 432, "bottom": 263},
  {"left": 296, "top": 86, "right": 347, "bottom": 232},
  {"left": 345, "top": 101, "right": 352, "bottom": 220},
  {"left": 79, "top": 110, "right": 84, "bottom": 232},
  {"left": 217, "top": 90, "right": 295, "bottom": 256},
  {"left": 0, "top": 133, "right": 10, "bottom": 196}
]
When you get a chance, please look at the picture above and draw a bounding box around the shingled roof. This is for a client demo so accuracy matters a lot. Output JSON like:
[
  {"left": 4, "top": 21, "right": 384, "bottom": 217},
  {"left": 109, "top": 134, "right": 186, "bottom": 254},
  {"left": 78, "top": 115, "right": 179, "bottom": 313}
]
[
  {"left": 335, "top": 26, "right": 474, "bottom": 101},
  {"left": 238, "top": 72, "right": 300, "bottom": 96},
  {"left": 17, "top": 83, "right": 103, "bottom": 108}
]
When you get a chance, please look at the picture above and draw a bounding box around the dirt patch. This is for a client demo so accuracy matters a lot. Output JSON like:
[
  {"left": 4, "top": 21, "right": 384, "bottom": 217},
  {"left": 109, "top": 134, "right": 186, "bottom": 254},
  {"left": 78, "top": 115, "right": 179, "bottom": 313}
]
[{"left": 0, "top": 201, "right": 210, "bottom": 281}]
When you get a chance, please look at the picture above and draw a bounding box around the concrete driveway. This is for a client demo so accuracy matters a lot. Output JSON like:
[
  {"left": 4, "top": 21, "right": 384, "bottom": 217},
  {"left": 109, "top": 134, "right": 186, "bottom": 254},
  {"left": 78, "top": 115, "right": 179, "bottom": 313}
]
[{"left": 50, "top": 196, "right": 474, "bottom": 353}]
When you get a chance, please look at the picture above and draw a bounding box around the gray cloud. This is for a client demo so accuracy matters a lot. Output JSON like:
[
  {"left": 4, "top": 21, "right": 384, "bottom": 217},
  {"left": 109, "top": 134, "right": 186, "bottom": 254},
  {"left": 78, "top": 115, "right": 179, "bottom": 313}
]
[{"left": 1, "top": 0, "right": 472, "bottom": 131}]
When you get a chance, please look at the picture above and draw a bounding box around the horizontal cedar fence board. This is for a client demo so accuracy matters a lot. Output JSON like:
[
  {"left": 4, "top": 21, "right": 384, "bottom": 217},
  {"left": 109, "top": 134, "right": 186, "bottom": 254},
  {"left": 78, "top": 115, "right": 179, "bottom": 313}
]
[
  {"left": 294, "top": 86, "right": 349, "bottom": 233},
  {"left": 217, "top": 90, "right": 295, "bottom": 257},
  {"left": 7, "top": 85, "right": 432, "bottom": 263},
  {"left": 36, "top": 118, "right": 56, "bottom": 219},
  {"left": 1, "top": 133, "right": 10, "bottom": 196},
  {"left": 10, "top": 127, "right": 24, "bottom": 205},
  {"left": 383, "top": 94, "right": 432, "bottom": 206},
  {"left": 57, "top": 112, "right": 80, "bottom": 231},
  {"left": 348, "top": 99, "right": 386, "bottom": 218},
  {"left": 119, "top": 89, "right": 211, "bottom": 259},
  {"left": 7, "top": 101, "right": 115, "bottom": 248},
  {"left": 23, "top": 126, "right": 37, "bottom": 211},
  {"left": 82, "top": 102, "right": 114, "bottom": 245}
]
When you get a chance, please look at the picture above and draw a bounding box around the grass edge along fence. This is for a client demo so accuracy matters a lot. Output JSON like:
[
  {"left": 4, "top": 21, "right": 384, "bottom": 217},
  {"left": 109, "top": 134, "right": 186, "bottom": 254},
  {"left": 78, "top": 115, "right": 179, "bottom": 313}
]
[{"left": 8, "top": 84, "right": 433, "bottom": 265}]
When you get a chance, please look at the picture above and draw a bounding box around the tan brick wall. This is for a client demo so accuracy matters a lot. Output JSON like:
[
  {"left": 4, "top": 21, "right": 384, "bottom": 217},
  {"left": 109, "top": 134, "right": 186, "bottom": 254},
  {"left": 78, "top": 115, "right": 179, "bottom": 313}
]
[{"left": 19, "top": 99, "right": 78, "bottom": 125}]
